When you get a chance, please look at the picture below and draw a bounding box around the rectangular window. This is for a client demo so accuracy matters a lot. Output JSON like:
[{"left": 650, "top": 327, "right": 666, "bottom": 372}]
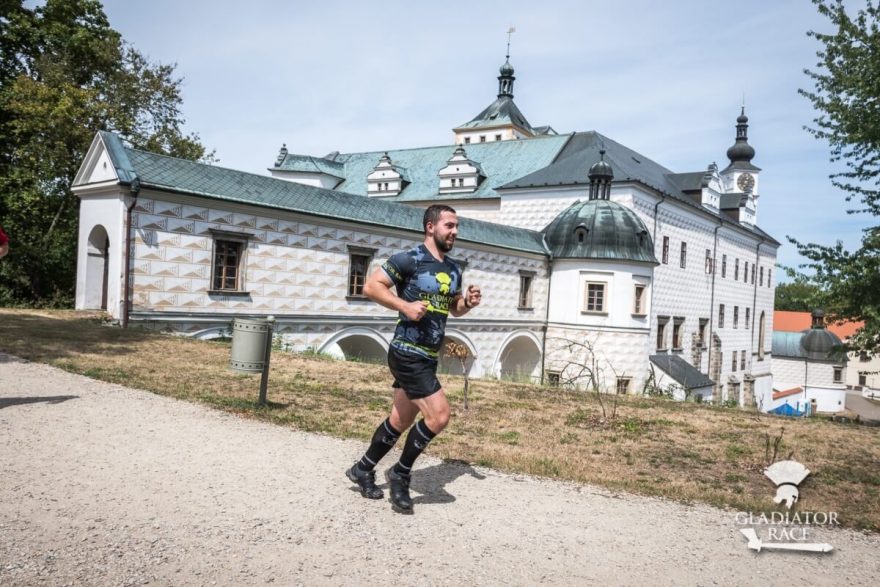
[
  {"left": 479, "top": 135, "right": 486, "bottom": 143},
  {"left": 741, "top": 349, "right": 746, "bottom": 371},
  {"left": 733, "top": 306, "right": 739, "bottom": 329},
  {"left": 735, "top": 259, "right": 739, "bottom": 280},
  {"left": 657, "top": 316, "right": 669, "bottom": 350},
  {"left": 732, "top": 350, "right": 738, "bottom": 371},
  {"left": 722, "top": 254, "right": 727, "bottom": 278},
  {"left": 859, "top": 373, "right": 867, "bottom": 386},
  {"left": 633, "top": 284, "right": 646, "bottom": 315},
  {"left": 347, "top": 251, "right": 373, "bottom": 297},
  {"left": 833, "top": 367, "right": 843, "bottom": 384},
  {"left": 768, "top": 269, "right": 772, "bottom": 288},
  {"left": 616, "top": 377, "right": 631, "bottom": 395},
  {"left": 672, "top": 318, "right": 684, "bottom": 350},
  {"left": 699, "top": 318, "right": 709, "bottom": 347},
  {"left": 751, "top": 264, "right": 755, "bottom": 284},
  {"left": 211, "top": 236, "right": 248, "bottom": 292},
  {"left": 546, "top": 371, "right": 560, "bottom": 387},
  {"left": 518, "top": 272, "right": 534, "bottom": 309},
  {"left": 760, "top": 266, "right": 764, "bottom": 286},
  {"left": 662, "top": 236, "right": 669, "bottom": 264},
  {"left": 705, "top": 249, "right": 713, "bottom": 274},
  {"left": 584, "top": 282, "right": 606, "bottom": 313},
  {"left": 464, "top": 137, "right": 471, "bottom": 144},
  {"left": 719, "top": 304, "right": 725, "bottom": 328},
  {"left": 680, "top": 242, "right": 687, "bottom": 269},
  {"left": 860, "top": 351, "right": 870, "bottom": 362},
  {"left": 495, "top": 134, "right": 502, "bottom": 141},
  {"left": 745, "top": 307, "right": 751, "bottom": 329},
  {"left": 744, "top": 261, "right": 749, "bottom": 283}
]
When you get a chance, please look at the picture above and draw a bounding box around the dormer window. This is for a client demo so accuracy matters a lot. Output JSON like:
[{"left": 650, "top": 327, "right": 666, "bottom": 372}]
[
  {"left": 438, "top": 146, "right": 484, "bottom": 195},
  {"left": 574, "top": 225, "right": 588, "bottom": 244},
  {"left": 367, "top": 152, "right": 408, "bottom": 196}
]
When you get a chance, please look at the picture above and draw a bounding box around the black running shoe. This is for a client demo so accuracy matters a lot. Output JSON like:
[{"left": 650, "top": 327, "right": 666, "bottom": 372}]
[
  {"left": 385, "top": 467, "right": 413, "bottom": 512},
  {"left": 346, "top": 463, "right": 383, "bottom": 499}
]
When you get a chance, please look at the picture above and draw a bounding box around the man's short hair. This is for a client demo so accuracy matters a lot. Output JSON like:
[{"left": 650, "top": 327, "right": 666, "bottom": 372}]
[{"left": 423, "top": 204, "right": 457, "bottom": 233}]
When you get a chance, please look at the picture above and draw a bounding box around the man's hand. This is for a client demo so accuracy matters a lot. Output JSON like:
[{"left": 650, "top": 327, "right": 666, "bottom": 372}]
[
  {"left": 465, "top": 284, "right": 482, "bottom": 309},
  {"left": 402, "top": 300, "right": 430, "bottom": 321}
]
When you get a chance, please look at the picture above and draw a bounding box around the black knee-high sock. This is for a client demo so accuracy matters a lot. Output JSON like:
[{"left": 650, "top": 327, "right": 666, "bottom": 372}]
[
  {"left": 394, "top": 419, "right": 437, "bottom": 474},
  {"left": 357, "top": 418, "right": 402, "bottom": 471}
]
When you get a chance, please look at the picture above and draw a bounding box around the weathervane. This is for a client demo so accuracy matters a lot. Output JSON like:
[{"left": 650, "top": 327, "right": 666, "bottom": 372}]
[{"left": 507, "top": 25, "right": 516, "bottom": 59}]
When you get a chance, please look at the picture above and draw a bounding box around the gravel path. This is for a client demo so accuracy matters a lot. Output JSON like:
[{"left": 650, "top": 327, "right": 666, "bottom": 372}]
[{"left": 1, "top": 353, "right": 878, "bottom": 586}]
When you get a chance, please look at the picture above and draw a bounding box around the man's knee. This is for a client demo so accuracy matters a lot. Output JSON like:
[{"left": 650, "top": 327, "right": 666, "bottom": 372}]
[
  {"left": 389, "top": 411, "right": 416, "bottom": 431},
  {"left": 424, "top": 402, "right": 450, "bottom": 433}
]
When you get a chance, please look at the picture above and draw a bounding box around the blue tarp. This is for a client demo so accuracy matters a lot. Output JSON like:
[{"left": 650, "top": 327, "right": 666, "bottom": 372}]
[{"left": 769, "top": 403, "right": 805, "bottom": 417}]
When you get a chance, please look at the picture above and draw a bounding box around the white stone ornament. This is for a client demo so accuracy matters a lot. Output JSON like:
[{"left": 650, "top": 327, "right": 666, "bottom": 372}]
[{"left": 764, "top": 460, "right": 811, "bottom": 509}]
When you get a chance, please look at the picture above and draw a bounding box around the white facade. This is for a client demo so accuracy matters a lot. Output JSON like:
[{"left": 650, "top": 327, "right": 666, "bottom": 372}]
[{"left": 770, "top": 355, "right": 846, "bottom": 413}]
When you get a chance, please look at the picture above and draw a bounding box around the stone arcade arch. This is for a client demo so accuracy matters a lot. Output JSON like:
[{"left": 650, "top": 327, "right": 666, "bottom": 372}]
[
  {"left": 318, "top": 327, "right": 388, "bottom": 364},
  {"left": 494, "top": 330, "right": 543, "bottom": 383},
  {"left": 84, "top": 224, "right": 110, "bottom": 310}
]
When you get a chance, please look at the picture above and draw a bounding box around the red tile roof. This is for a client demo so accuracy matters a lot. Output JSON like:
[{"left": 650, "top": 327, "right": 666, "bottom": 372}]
[
  {"left": 772, "top": 386, "right": 803, "bottom": 400},
  {"left": 773, "top": 310, "right": 863, "bottom": 340}
]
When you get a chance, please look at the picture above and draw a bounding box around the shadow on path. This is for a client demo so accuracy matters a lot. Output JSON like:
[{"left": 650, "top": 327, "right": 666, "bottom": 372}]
[
  {"left": 0, "top": 395, "right": 79, "bottom": 409},
  {"left": 410, "top": 459, "right": 487, "bottom": 505}
]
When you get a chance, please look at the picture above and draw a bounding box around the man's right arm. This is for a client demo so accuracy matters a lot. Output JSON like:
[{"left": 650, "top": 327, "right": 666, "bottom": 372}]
[{"left": 363, "top": 267, "right": 428, "bottom": 322}]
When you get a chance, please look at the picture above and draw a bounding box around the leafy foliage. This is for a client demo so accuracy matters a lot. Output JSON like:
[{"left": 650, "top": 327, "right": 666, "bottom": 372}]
[
  {"left": 774, "top": 280, "right": 823, "bottom": 312},
  {"left": 0, "top": 0, "right": 208, "bottom": 306},
  {"left": 792, "top": 0, "right": 880, "bottom": 351}
]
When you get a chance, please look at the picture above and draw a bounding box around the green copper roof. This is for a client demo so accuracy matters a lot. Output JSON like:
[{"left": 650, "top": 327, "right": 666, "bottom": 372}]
[
  {"left": 97, "top": 132, "right": 547, "bottom": 255},
  {"left": 276, "top": 135, "right": 570, "bottom": 202},
  {"left": 274, "top": 154, "right": 344, "bottom": 179},
  {"left": 542, "top": 199, "right": 658, "bottom": 263},
  {"left": 773, "top": 330, "right": 846, "bottom": 362}
]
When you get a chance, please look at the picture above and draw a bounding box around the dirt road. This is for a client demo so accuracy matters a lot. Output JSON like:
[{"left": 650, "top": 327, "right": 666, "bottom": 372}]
[{"left": 1, "top": 354, "right": 878, "bottom": 586}]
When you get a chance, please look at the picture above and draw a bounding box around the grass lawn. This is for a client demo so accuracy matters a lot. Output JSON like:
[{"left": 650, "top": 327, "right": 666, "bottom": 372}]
[{"left": 2, "top": 309, "right": 878, "bottom": 531}]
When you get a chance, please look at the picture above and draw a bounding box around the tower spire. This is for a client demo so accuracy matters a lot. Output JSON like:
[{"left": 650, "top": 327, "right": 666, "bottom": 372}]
[
  {"left": 725, "top": 106, "right": 756, "bottom": 167},
  {"left": 498, "top": 26, "right": 516, "bottom": 98}
]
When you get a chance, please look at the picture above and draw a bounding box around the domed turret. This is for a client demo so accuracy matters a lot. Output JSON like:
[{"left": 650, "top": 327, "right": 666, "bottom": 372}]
[
  {"left": 800, "top": 309, "right": 845, "bottom": 361},
  {"left": 725, "top": 107, "right": 757, "bottom": 168},
  {"left": 542, "top": 199, "right": 657, "bottom": 263},
  {"left": 497, "top": 56, "right": 515, "bottom": 98},
  {"left": 588, "top": 149, "right": 613, "bottom": 200}
]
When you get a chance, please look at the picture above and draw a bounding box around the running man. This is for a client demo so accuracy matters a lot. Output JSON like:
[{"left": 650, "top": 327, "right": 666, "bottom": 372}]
[{"left": 346, "top": 204, "right": 481, "bottom": 513}]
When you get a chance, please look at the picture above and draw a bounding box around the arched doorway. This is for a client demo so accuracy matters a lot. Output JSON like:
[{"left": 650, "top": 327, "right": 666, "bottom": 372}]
[
  {"left": 495, "top": 331, "right": 542, "bottom": 383},
  {"left": 319, "top": 327, "right": 388, "bottom": 364},
  {"left": 84, "top": 224, "right": 109, "bottom": 310}
]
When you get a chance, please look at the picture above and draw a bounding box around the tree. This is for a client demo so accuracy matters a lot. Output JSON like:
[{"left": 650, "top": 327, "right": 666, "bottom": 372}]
[
  {"left": 793, "top": 0, "right": 880, "bottom": 352},
  {"left": 774, "top": 280, "right": 823, "bottom": 312},
  {"left": 0, "top": 0, "right": 208, "bottom": 306}
]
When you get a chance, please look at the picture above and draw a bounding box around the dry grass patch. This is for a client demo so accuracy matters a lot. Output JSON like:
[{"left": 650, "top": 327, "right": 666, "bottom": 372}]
[{"left": 2, "top": 309, "right": 879, "bottom": 531}]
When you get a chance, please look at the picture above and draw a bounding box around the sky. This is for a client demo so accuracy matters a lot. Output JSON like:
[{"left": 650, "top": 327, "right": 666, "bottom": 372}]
[{"left": 100, "top": 0, "right": 875, "bottom": 280}]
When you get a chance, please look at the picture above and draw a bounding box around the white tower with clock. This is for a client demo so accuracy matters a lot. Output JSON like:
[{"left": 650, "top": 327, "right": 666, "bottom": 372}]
[{"left": 720, "top": 107, "right": 760, "bottom": 225}]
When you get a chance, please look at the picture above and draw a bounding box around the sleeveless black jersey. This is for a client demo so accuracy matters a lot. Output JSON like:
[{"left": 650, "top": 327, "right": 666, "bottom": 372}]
[{"left": 381, "top": 244, "right": 463, "bottom": 359}]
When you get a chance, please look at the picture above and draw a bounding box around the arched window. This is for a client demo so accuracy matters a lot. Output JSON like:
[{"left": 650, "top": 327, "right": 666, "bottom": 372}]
[{"left": 758, "top": 311, "right": 766, "bottom": 360}]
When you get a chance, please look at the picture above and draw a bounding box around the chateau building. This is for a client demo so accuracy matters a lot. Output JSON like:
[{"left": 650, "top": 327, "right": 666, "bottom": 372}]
[{"left": 73, "top": 56, "right": 778, "bottom": 407}]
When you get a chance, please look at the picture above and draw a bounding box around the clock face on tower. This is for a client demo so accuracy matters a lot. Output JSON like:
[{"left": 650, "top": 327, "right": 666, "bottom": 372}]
[{"left": 737, "top": 172, "right": 755, "bottom": 192}]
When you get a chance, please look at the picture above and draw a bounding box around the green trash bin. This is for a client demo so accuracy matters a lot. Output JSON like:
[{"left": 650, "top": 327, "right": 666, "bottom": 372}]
[{"left": 230, "top": 317, "right": 273, "bottom": 372}]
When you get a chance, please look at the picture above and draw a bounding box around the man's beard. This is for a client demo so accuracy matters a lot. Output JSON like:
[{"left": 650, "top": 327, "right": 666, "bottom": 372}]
[{"left": 435, "top": 233, "right": 454, "bottom": 253}]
